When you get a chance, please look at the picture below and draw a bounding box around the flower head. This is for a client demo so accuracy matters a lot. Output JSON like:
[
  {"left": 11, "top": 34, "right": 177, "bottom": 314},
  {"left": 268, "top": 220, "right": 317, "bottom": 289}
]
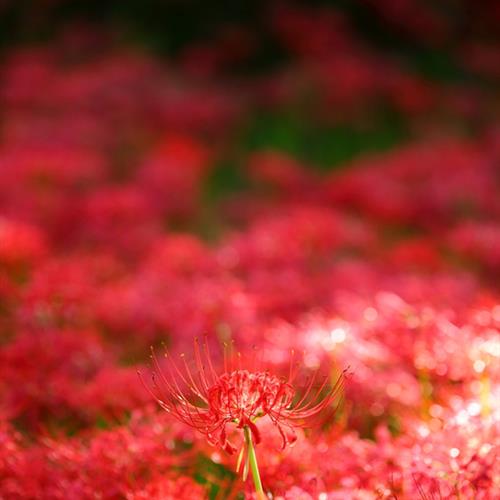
[{"left": 140, "top": 338, "right": 346, "bottom": 455}]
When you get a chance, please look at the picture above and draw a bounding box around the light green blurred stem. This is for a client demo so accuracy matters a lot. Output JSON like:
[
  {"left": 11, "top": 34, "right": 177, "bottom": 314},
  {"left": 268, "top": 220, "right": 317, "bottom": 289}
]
[{"left": 243, "top": 426, "right": 265, "bottom": 499}]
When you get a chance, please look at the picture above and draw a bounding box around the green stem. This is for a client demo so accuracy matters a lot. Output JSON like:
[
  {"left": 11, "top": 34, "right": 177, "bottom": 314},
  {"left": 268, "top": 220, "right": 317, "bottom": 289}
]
[{"left": 244, "top": 426, "right": 265, "bottom": 499}]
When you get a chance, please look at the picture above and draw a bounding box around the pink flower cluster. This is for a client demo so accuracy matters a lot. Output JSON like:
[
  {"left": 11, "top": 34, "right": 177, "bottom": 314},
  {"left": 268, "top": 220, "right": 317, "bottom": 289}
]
[{"left": 0, "top": 2, "right": 499, "bottom": 498}]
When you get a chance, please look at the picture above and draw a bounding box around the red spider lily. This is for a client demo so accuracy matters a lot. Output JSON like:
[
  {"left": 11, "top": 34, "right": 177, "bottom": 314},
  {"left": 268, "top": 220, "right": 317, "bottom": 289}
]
[{"left": 140, "top": 339, "right": 346, "bottom": 456}]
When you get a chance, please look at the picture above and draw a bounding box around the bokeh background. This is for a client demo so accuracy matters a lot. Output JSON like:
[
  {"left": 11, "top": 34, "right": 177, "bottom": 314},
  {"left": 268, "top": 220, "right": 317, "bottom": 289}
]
[
  {"left": 2, "top": 0, "right": 499, "bottom": 182},
  {"left": 0, "top": 1, "right": 499, "bottom": 498}
]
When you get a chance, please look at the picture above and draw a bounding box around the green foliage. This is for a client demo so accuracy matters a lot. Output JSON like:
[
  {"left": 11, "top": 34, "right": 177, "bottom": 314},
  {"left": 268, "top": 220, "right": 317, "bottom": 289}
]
[
  {"left": 243, "top": 111, "right": 408, "bottom": 169},
  {"left": 193, "top": 453, "right": 242, "bottom": 500}
]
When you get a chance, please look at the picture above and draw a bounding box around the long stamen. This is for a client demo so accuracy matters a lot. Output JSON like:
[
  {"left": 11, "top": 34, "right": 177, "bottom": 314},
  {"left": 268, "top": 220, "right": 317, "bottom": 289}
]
[
  {"left": 291, "top": 370, "right": 346, "bottom": 418},
  {"left": 202, "top": 336, "right": 219, "bottom": 384},
  {"left": 193, "top": 337, "right": 211, "bottom": 392},
  {"left": 180, "top": 353, "right": 208, "bottom": 403},
  {"left": 291, "top": 370, "right": 318, "bottom": 410}
]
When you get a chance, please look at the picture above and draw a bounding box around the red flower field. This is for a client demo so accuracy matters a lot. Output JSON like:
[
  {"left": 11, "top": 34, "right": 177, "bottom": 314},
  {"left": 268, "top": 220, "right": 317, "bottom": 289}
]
[{"left": 0, "top": 2, "right": 498, "bottom": 498}]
